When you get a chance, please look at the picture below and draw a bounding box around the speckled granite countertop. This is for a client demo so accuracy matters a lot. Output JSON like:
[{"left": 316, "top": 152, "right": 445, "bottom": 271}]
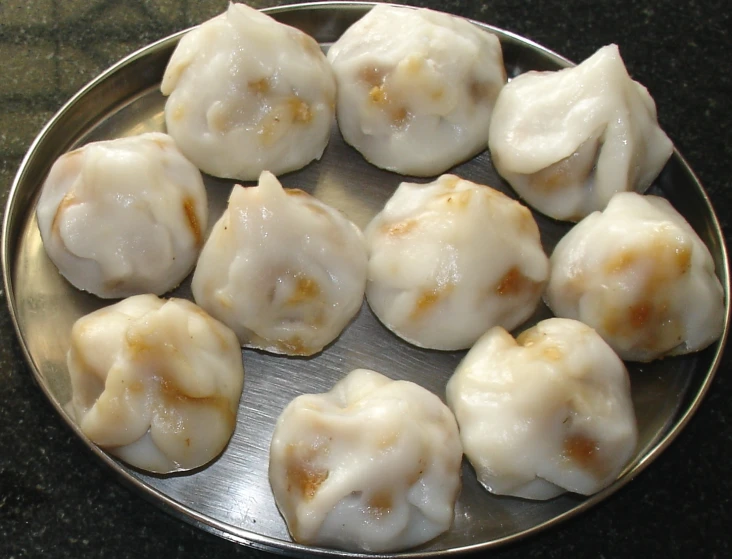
[{"left": 1, "top": 1, "right": 730, "bottom": 558}]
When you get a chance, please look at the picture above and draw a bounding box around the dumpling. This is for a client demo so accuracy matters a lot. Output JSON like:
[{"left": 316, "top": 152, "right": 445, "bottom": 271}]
[
  {"left": 446, "top": 318, "right": 638, "bottom": 500},
  {"left": 161, "top": 3, "right": 336, "bottom": 180},
  {"left": 67, "top": 294, "right": 245, "bottom": 473},
  {"left": 327, "top": 5, "right": 506, "bottom": 176},
  {"left": 365, "top": 174, "right": 549, "bottom": 351},
  {"left": 35, "top": 132, "right": 207, "bottom": 298},
  {"left": 488, "top": 44, "right": 673, "bottom": 222},
  {"left": 269, "top": 368, "right": 462, "bottom": 552},
  {"left": 191, "top": 171, "right": 367, "bottom": 356},
  {"left": 545, "top": 192, "right": 725, "bottom": 362}
]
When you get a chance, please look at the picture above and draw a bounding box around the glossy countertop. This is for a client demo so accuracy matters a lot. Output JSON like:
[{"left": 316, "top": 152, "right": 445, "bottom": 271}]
[{"left": 1, "top": 1, "right": 730, "bottom": 557}]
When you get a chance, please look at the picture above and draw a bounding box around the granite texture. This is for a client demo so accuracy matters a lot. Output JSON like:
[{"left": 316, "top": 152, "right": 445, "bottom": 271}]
[{"left": 0, "top": 0, "right": 730, "bottom": 558}]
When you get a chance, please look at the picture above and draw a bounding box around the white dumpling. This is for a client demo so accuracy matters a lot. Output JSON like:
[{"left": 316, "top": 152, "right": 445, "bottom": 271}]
[
  {"left": 67, "top": 294, "right": 245, "bottom": 473},
  {"left": 446, "top": 318, "right": 638, "bottom": 500},
  {"left": 488, "top": 44, "right": 673, "bottom": 221},
  {"left": 365, "top": 174, "right": 549, "bottom": 351},
  {"left": 35, "top": 133, "right": 207, "bottom": 299},
  {"left": 269, "top": 368, "right": 462, "bottom": 552},
  {"left": 545, "top": 192, "right": 725, "bottom": 362},
  {"left": 161, "top": 3, "right": 336, "bottom": 180},
  {"left": 191, "top": 171, "right": 367, "bottom": 356},
  {"left": 327, "top": 5, "right": 506, "bottom": 176}
]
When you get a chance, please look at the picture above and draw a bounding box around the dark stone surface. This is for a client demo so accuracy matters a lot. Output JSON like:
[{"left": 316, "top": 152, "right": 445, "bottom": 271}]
[{"left": 0, "top": 1, "right": 730, "bottom": 558}]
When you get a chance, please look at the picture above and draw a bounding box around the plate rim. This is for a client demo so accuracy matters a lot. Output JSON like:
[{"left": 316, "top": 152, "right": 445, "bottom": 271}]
[{"left": 2, "top": 2, "right": 730, "bottom": 558}]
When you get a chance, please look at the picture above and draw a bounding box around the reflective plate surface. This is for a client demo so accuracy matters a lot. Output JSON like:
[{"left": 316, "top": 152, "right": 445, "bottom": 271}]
[{"left": 2, "top": 2, "right": 729, "bottom": 558}]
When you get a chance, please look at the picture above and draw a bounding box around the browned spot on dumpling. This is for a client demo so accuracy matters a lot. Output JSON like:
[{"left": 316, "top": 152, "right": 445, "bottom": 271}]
[
  {"left": 285, "top": 443, "right": 329, "bottom": 501},
  {"left": 606, "top": 298, "right": 662, "bottom": 335},
  {"left": 563, "top": 271, "right": 587, "bottom": 301},
  {"left": 285, "top": 188, "right": 310, "bottom": 198},
  {"left": 51, "top": 191, "right": 78, "bottom": 235},
  {"left": 368, "top": 85, "right": 410, "bottom": 126},
  {"left": 278, "top": 336, "right": 310, "bottom": 356},
  {"left": 391, "top": 106, "right": 409, "bottom": 126},
  {"left": 288, "top": 97, "right": 313, "bottom": 124},
  {"left": 602, "top": 298, "right": 683, "bottom": 356},
  {"left": 125, "top": 330, "right": 152, "bottom": 356},
  {"left": 495, "top": 267, "right": 530, "bottom": 296},
  {"left": 469, "top": 80, "right": 500, "bottom": 104},
  {"left": 377, "top": 429, "right": 399, "bottom": 450},
  {"left": 127, "top": 327, "right": 237, "bottom": 415},
  {"left": 528, "top": 159, "right": 576, "bottom": 192},
  {"left": 515, "top": 328, "right": 537, "bottom": 347},
  {"left": 411, "top": 284, "right": 454, "bottom": 320},
  {"left": 151, "top": 136, "right": 169, "bottom": 149},
  {"left": 182, "top": 196, "right": 203, "bottom": 246},
  {"left": 404, "top": 55, "right": 423, "bottom": 75},
  {"left": 158, "top": 377, "right": 236, "bottom": 422},
  {"left": 629, "top": 302, "right": 651, "bottom": 329},
  {"left": 218, "top": 289, "right": 237, "bottom": 310},
  {"left": 159, "top": 377, "right": 237, "bottom": 417},
  {"left": 248, "top": 78, "right": 270, "bottom": 95},
  {"left": 208, "top": 108, "right": 230, "bottom": 133},
  {"left": 563, "top": 433, "right": 599, "bottom": 470},
  {"left": 311, "top": 310, "right": 327, "bottom": 329},
  {"left": 517, "top": 205, "right": 540, "bottom": 235},
  {"left": 259, "top": 100, "right": 310, "bottom": 146},
  {"left": 599, "top": 234, "right": 693, "bottom": 355},
  {"left": 527, "top": 134, "right": 600, "bottom": 194},
  {"left": 171, "top": 103, "right": 185, "bottom": 122},
  {"left": 127, "top": 380, "right": 145, "bottom": 394},
  {"left": 258, "top": 119, "right": 280, "bottom": 146},
  {"left": 542, "top": 346, "right": 563, "bottom": 361},
  {"left": 291, "top": 463, "right": 327, "bottom": 500},
  {"left": 367, "top": 491, "right": 393, "bottom": 518},
  {"left": 515, "top": 329, "right": 561, "bottom": 362},
  {"left": 382, "top": 219, "right": 418, "bottom": 237},
  {"left": 674, "top": 245, "right": 692, "bottom": 275},
  {"left": 603, "top": 306, "right": 636, "bottom": 337},
  {"left": 359, "top": 66, "right": 386, "bottom": 87},
  {"left": 159, "top": 378, "right": 185, "bottom": 401},
  {"left": 103, "top": 278, "right": 126, "bottom": 292},
  {"left": 638, "top": 236, "right": 689, "bottom": 279},
  {"left": 369, "top": 85, "right": 389, "bottom": 105},
  {"left": 287, "top": 275, "right": 321, "bottom": 306},
  {"left": 604, "top": 250, "right": 640, "bottom": 275},
  {"left": 440, "top": 175, "right": 463, "bottom": 190}
]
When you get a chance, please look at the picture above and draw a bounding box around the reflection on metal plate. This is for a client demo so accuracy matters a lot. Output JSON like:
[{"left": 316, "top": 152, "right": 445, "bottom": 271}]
[{"left": 1, "top": 2, "right": 729, "bottom": 558}]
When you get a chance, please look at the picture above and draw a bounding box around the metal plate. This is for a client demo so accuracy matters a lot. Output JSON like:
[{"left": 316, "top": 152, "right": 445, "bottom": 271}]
[{"left": 2, "top": 2, "right": 729, "bottom": 557}]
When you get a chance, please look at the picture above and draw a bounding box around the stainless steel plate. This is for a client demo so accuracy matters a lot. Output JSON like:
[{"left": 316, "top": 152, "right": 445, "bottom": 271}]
[{"left": 2, "top": 2, "right": 729, "bottom": 558}]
